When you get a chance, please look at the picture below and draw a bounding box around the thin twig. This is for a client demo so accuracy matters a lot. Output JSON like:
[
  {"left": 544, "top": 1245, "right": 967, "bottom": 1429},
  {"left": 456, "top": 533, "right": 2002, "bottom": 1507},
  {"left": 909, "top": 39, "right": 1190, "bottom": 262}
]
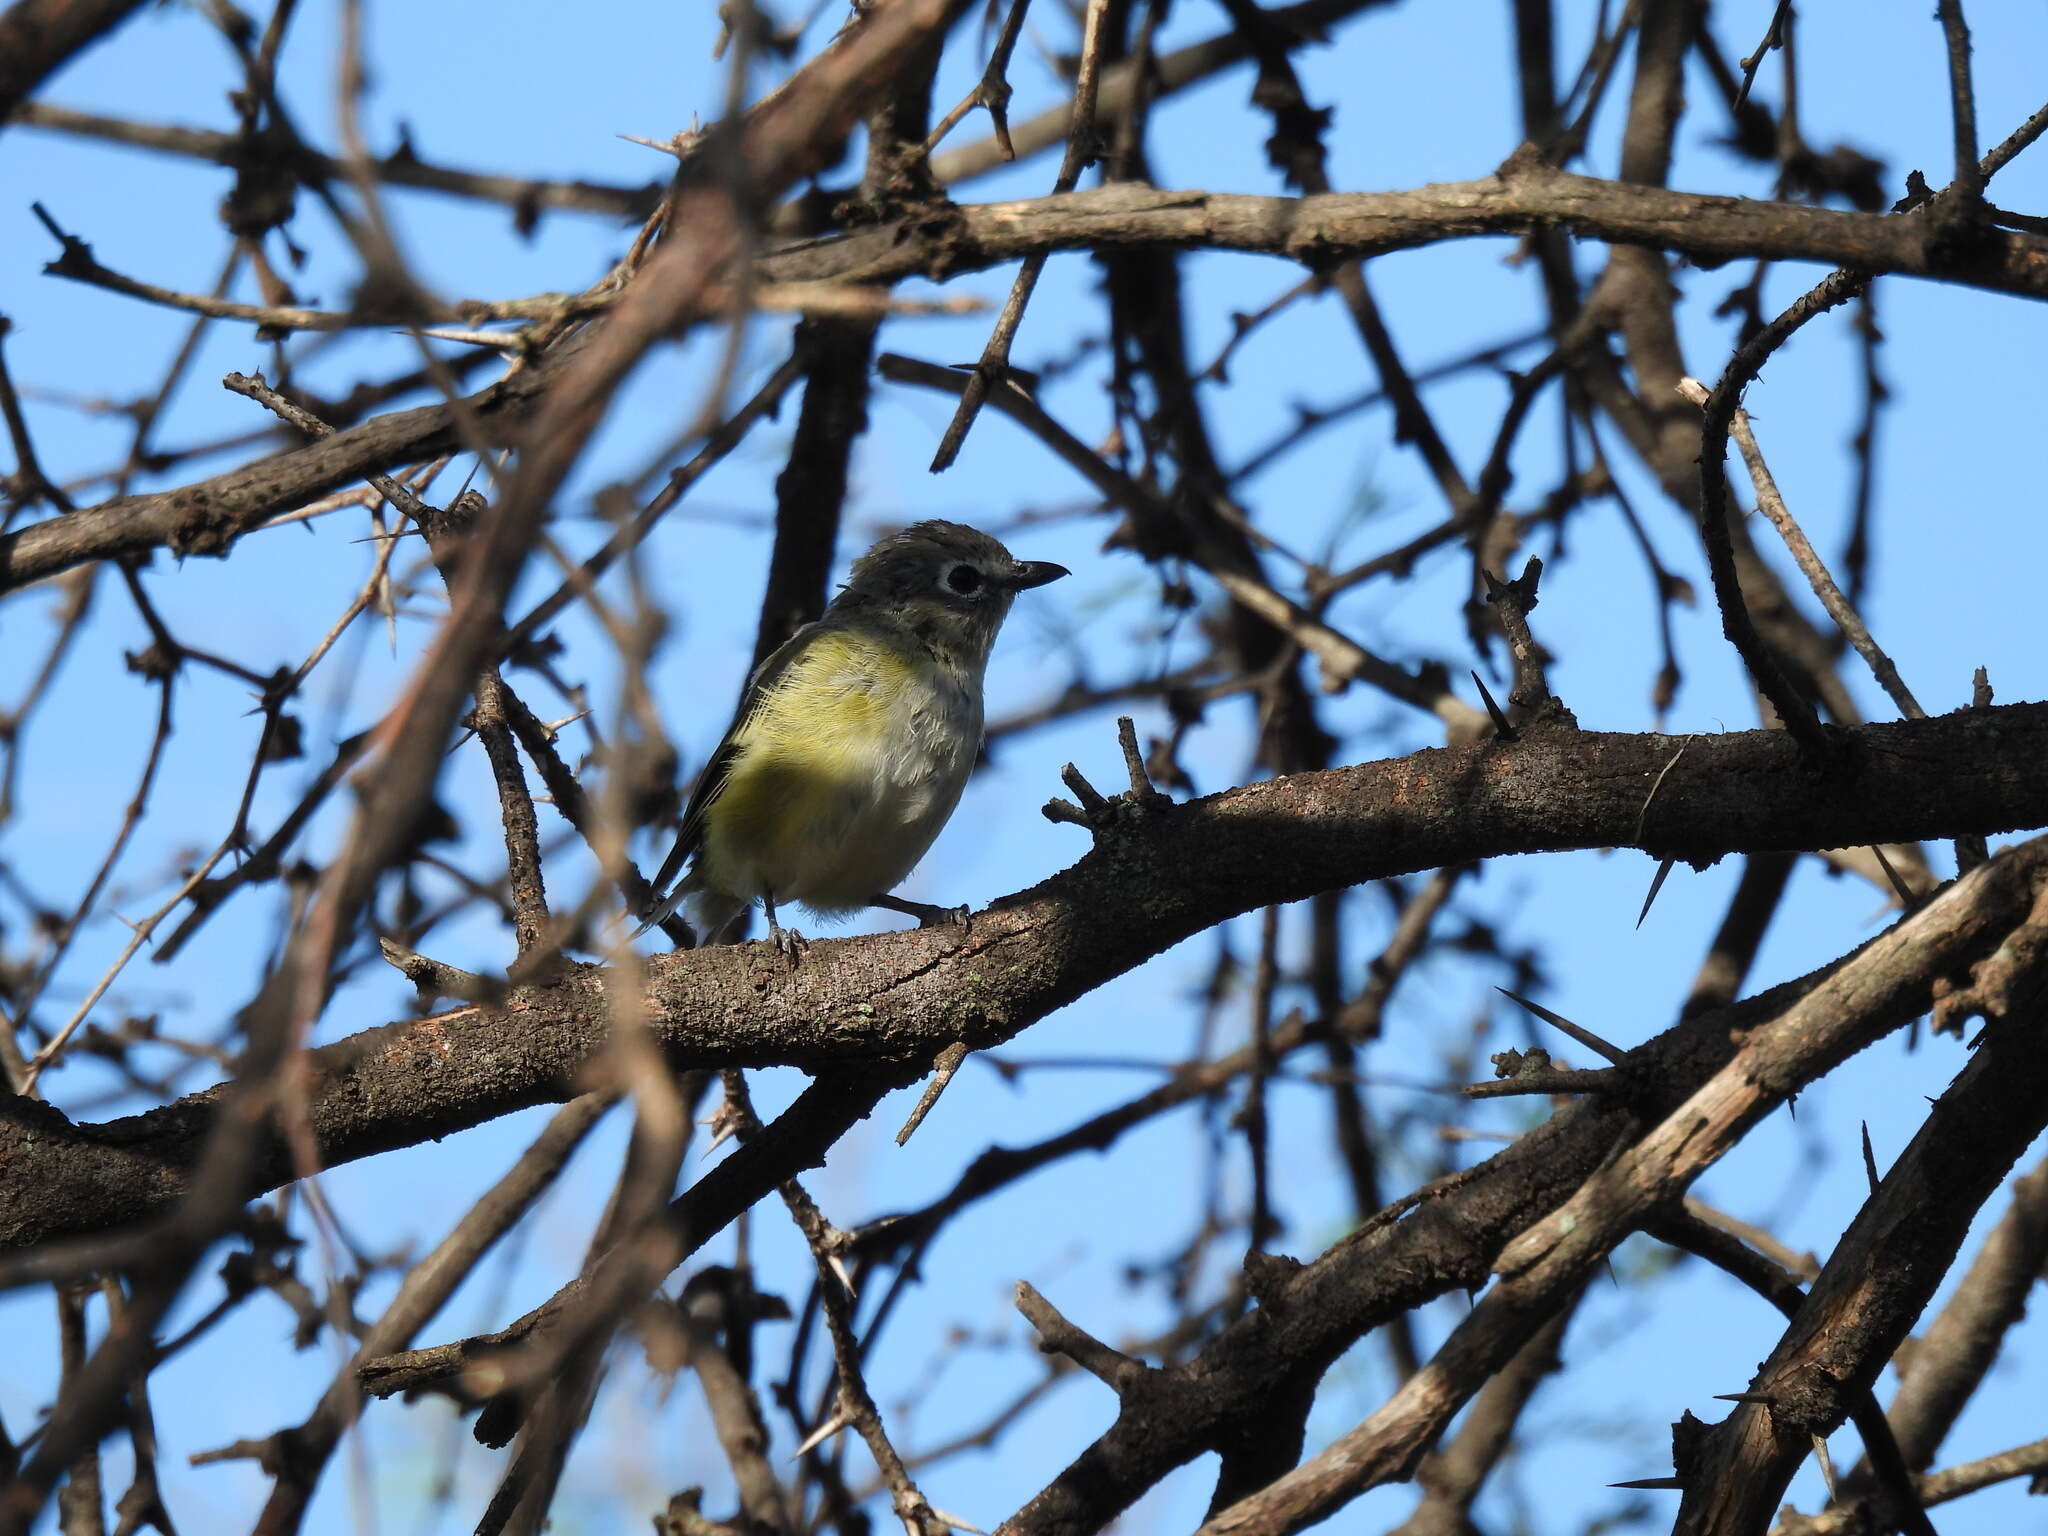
[
  {"left": 928, "top": 0, "right": 1111, "bottom": 470},
  {"left": 1933, "top": 0, "right": 1983, "bottom": 204},
  {"left": 895, "top": 1041, "right": 971, "bottom": 1145},
  {"left": 921, "top": 0, "right": 1032, "bottom": 159},
  {"left": 1678, "top": 378, "right": 1925, "bottom": 722}
]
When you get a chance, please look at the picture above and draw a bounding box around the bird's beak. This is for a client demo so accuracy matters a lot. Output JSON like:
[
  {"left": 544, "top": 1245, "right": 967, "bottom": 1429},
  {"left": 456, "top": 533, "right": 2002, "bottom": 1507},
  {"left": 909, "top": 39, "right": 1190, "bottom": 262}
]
[{"left": 1007, "top": 560, "right": 1070, "bottom": 591}]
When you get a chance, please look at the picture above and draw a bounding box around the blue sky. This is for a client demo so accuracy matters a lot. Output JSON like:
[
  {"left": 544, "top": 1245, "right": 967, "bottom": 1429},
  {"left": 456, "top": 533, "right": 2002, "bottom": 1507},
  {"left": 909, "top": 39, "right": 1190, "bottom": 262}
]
[{"left": 3, "top": 2, "right": 2047, "bottom": 1532}]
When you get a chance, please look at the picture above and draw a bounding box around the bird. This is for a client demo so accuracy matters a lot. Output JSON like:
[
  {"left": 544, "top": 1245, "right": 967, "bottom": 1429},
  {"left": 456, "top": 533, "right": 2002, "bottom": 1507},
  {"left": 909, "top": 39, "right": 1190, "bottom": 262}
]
[{"left": 643, "top": 520, "right": 1069, "bottom": 952}]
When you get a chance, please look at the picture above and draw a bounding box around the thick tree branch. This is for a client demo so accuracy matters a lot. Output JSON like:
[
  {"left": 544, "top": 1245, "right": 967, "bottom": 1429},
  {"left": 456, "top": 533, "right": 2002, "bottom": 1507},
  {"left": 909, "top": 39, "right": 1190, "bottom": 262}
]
[
  {"left": 1182, "top": 853, "right": 2043, "bottom": 1536},
  {"left": 10, "top": 168, "right": 2048, "bottom": 598},
  {"left": 1009, "top": 833, "right": 2048, "bottom": 1536},
  {"left": 1859, "top": 1153, "right": 2048, "bottom": 1477},
  {"left": 757, "top": 171, "right": 2048, "bottom": 299},
  {"left": 0, "top": 364, "right": 552, "bottom": 593},
  {"left": 1674, "top": 881, "right": 2048, "bottom": 1533},
  {"left": 6, "top": 702, "right": 2048, "bottom": 1255}
]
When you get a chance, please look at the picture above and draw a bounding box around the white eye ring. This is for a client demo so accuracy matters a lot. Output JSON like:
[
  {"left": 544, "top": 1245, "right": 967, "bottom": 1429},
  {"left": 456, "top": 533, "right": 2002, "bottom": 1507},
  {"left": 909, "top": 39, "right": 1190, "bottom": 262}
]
[{"left": 945, "top": 563, "right": 985, "bottom": 596}]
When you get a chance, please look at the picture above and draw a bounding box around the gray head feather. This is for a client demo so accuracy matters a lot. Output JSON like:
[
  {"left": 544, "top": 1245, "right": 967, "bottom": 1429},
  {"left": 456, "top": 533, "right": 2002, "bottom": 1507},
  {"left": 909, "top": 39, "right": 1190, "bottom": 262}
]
[{"left": 830, "top": 520, "right": 1068, "bottom": 663}]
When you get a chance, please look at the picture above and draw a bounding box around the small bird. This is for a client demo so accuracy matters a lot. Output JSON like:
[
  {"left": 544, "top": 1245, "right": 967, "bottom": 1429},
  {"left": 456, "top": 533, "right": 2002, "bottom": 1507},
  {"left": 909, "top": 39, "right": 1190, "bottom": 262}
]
[{"left": 644, "top": 520, "right": 1069, "bottom": 951}]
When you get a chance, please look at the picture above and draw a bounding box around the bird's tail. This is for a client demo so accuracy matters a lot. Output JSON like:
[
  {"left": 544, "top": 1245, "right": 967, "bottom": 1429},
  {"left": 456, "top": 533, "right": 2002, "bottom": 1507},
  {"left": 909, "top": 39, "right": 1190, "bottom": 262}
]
[{"left": 634, "top": 869, "right": 748, "bottom": 948}]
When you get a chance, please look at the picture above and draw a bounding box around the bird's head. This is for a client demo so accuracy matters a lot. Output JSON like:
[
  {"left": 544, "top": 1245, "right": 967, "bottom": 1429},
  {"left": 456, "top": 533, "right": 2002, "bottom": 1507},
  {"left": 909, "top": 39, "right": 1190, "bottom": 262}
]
[{"left": 836, "top": 520, "right": 1069, "bottom": 664}]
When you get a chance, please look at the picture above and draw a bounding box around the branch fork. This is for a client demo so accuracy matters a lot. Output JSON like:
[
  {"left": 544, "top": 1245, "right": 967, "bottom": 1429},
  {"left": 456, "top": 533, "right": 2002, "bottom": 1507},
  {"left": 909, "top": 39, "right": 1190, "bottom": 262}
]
[{"left": 1041, "top": 716, "right": 1174, "bottom": 835}]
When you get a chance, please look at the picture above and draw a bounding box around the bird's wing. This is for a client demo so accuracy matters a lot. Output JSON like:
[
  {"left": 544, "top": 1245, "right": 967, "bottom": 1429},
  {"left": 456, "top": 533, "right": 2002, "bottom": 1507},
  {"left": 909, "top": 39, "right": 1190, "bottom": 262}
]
[{"left": 647, "top": 620, "right": 820, "bottom": 903}]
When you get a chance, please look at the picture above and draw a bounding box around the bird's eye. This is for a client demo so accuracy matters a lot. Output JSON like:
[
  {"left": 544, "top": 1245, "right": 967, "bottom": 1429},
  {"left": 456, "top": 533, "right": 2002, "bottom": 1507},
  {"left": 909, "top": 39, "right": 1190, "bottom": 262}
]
[{"left": 945, "top": 564, "right": 984, "bottom": 596}]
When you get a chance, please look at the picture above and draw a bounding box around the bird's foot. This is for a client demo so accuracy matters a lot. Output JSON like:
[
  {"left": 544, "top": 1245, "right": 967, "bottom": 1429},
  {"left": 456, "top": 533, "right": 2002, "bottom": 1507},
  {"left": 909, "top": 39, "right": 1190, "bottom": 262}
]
[
  {"left": 870, "top": 893, "right": 971, "bottom": 931},
  {"left": 762, "top": 899, "right": 807, "bottom": 963}
]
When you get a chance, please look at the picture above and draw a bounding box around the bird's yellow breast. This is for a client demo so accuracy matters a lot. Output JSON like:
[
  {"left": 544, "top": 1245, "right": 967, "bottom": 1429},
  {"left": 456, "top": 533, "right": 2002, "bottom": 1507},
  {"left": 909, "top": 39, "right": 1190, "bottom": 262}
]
[{"left": 698, "top": 626, "right": 981, "bottom": 916}]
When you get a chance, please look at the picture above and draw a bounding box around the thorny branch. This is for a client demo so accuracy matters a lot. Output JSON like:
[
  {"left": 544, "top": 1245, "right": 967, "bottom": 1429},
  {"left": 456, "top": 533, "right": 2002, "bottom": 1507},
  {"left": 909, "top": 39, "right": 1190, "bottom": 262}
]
[{"left": 6, "top": 4, "right": 2048, "bottom": 1535}]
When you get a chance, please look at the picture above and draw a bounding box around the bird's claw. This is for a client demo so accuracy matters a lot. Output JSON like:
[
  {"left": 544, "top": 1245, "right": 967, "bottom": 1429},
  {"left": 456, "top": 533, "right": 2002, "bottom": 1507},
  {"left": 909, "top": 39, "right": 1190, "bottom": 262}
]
[{"left": 766, "top": 916, "right": 807, "bottom": 964}]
